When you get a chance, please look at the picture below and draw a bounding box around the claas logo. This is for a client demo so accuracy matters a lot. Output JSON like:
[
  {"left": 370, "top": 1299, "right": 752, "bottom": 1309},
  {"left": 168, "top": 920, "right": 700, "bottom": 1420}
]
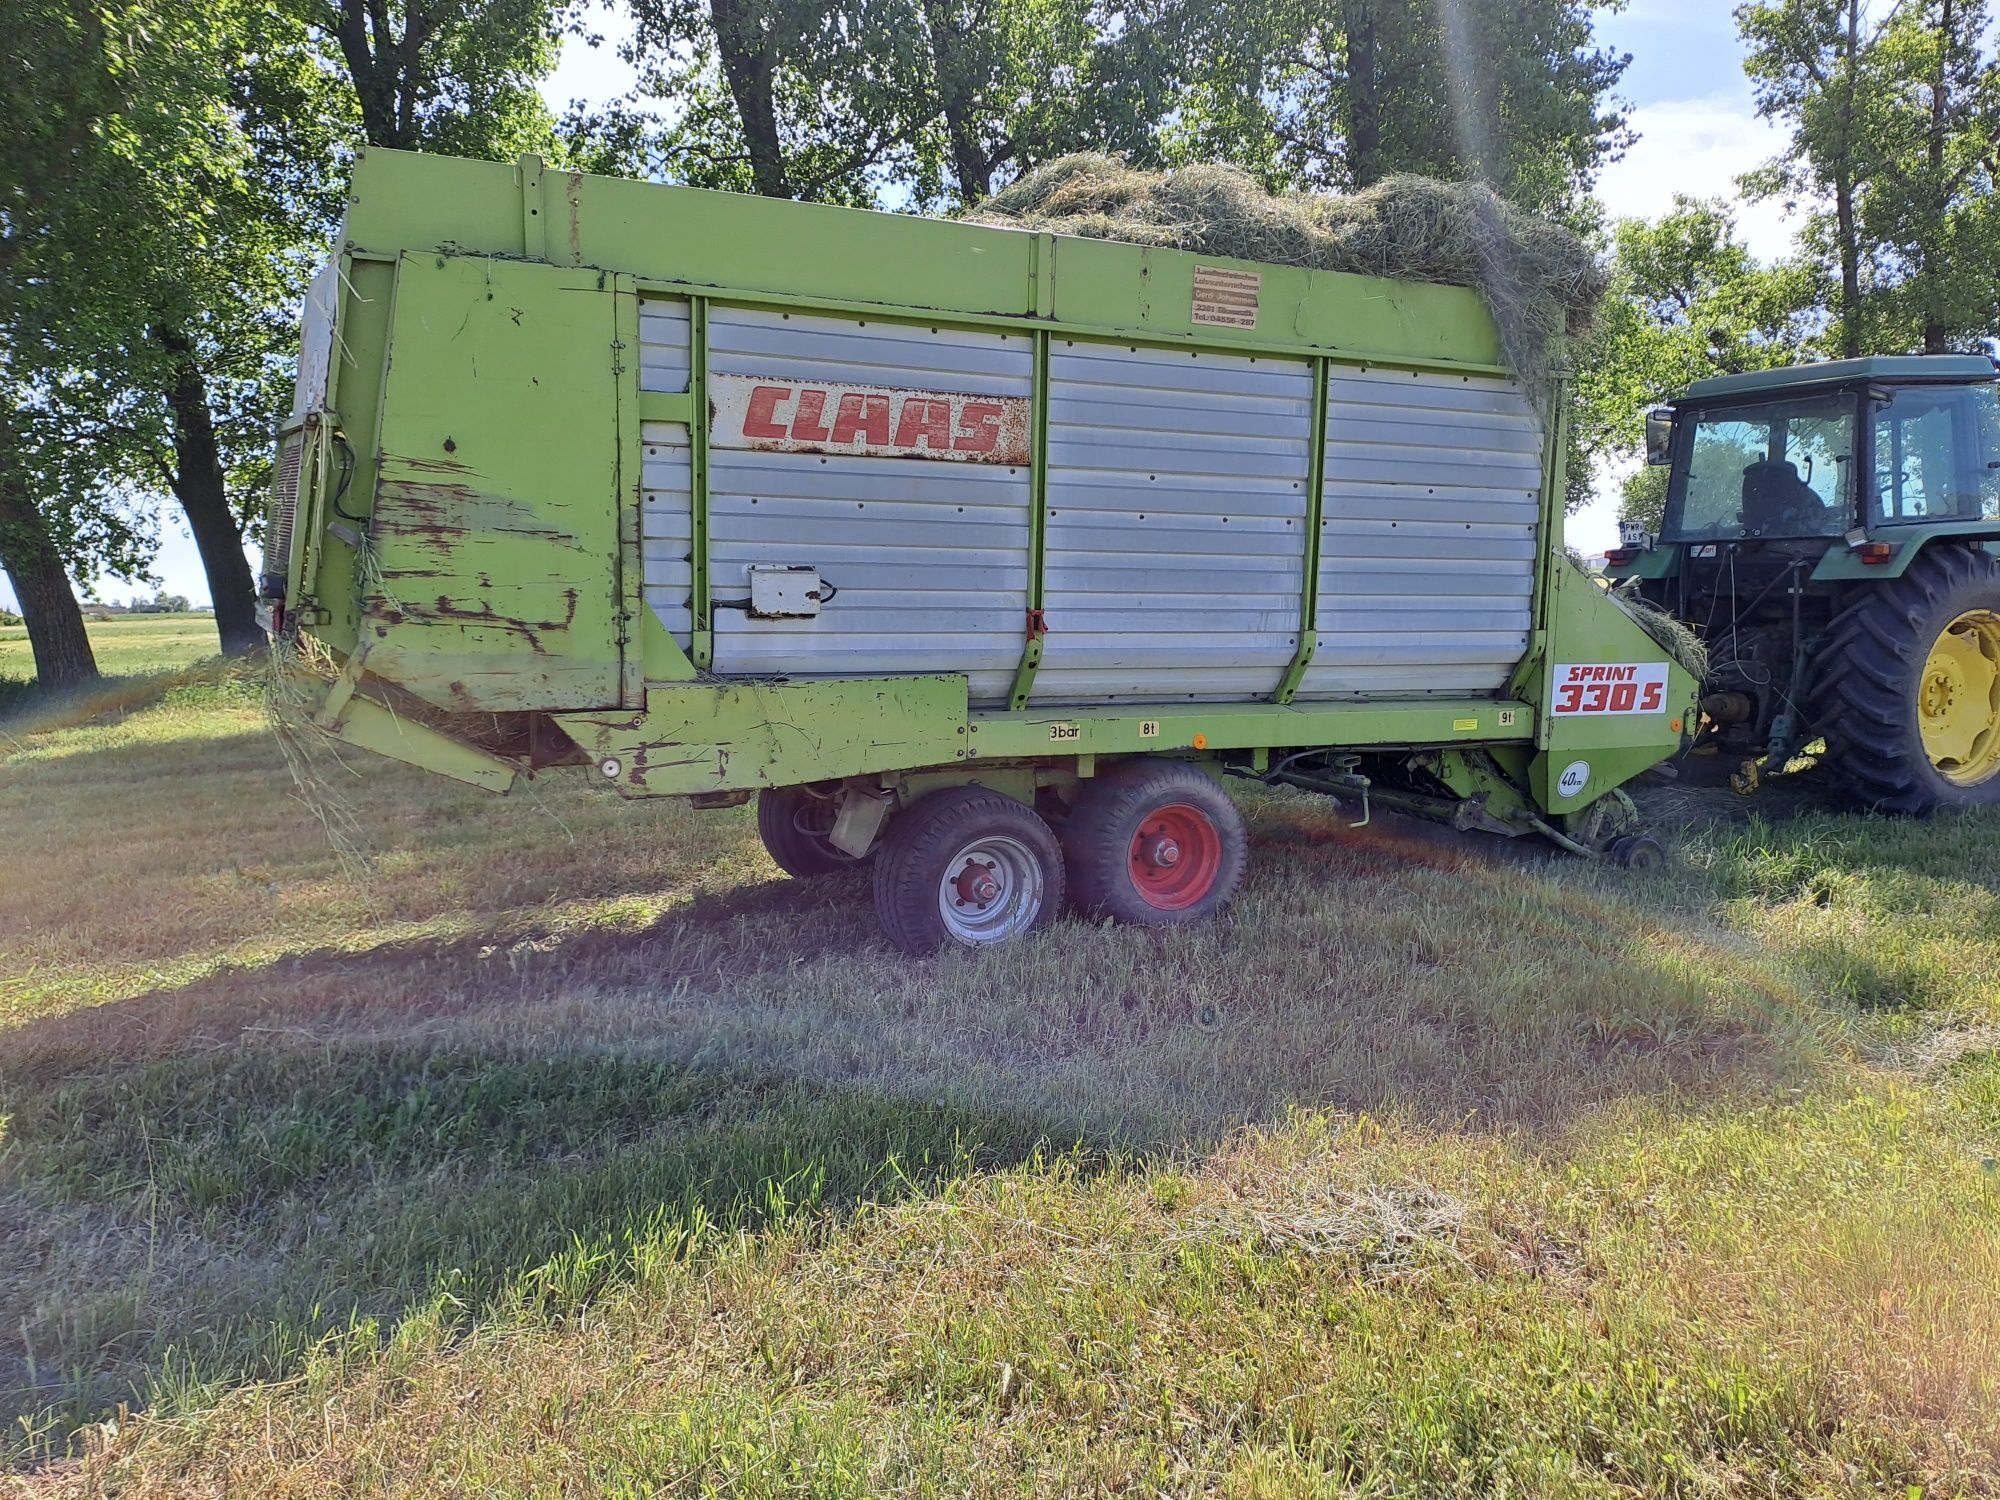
[{"left": 711, "top": 373, "right": 1031, "bottom": 465}]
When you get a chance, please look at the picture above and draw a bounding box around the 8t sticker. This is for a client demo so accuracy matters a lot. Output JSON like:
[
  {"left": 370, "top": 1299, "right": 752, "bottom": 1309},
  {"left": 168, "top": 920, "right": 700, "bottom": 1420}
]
[{"left": 1551, "top": 662, "right": 1669, "bottom": 716}]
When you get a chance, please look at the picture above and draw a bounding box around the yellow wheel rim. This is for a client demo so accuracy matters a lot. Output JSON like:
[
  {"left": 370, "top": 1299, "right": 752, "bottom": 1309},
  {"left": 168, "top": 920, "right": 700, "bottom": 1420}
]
[{"left": 1919, "top": 609, "right": 2000, "bottom": 785}]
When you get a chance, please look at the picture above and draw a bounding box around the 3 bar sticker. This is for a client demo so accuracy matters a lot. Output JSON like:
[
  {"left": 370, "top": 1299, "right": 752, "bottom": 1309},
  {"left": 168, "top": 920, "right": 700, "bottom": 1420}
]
[
  {"left": 1550, "top": 662, "right": 1669, "bottom": 716},
  {"left": 709, "top": 373, "right": 1030, "bottom": 465}
]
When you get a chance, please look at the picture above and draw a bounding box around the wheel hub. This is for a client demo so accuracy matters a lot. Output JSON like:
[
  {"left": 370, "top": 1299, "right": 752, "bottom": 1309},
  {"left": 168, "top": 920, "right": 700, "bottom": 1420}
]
[
  {"left": 953, "top": 861, "right": 1002, "bottom": 908},
  {"left": 935, "top": 835, "right": 1045, "bottom": 944},
  {"left": 1126, "top": 804, "right": 1224, "bottom": 911},
  {"left": 1919, "top": 609, "right": 2000, "bottom": 785}
]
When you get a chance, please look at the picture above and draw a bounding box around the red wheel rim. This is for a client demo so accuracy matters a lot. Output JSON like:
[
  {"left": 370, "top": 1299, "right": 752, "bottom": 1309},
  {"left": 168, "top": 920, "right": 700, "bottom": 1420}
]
[{"left": 1126, "top": 802, "right": 1224, "bottom": 911}]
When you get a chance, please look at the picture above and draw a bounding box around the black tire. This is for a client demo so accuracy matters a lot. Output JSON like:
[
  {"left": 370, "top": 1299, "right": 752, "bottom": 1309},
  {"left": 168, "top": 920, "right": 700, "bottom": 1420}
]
[
  {"left": 872, "top": 788, "right": 1065, "bottom": 954},
  {"left": 1810, "top": 544, "right": 2000, "bottom": 814},
  {"left": 1609, "top": 834, "right": 1665, "bottom": 872},
  {"left": 757, "top": 786, "right": 864, "bottom": 878},
  {"left": 1062, "top": 759, "right": 1247, "bottom": 925}
]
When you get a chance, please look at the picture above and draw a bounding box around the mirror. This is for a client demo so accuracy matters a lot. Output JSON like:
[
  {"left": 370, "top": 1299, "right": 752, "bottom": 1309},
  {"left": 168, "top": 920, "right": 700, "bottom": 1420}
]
[{"left": 1644, "top": 407, "right": 1675, "bottom": 466}]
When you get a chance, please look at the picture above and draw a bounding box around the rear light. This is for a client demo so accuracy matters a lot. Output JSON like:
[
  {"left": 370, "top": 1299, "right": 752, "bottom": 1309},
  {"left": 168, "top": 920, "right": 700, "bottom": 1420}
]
[
  {"left": 1604, "top": 548, "right": 1637, "bottom": 566},
  {"left": 1855, "top": 541, "right": 1895, "bottom": 565}
]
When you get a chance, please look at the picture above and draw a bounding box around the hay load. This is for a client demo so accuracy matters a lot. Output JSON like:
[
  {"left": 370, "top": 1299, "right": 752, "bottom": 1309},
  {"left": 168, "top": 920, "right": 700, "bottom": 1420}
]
[{"left": 975, "top": 155, "right": 1605, "bottom": 412}]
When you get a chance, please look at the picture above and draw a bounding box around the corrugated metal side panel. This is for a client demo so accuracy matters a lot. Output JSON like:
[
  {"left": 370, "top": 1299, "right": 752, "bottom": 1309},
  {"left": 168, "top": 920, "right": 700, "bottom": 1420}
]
[
  {"left": 1299, "top": 369, "right": 1542, "bottom": 699},
  {"left": 638, "top": 298, "right": 691, "bottom": 393},
  {"left": 1035, "top": 341, "right": 1311, "bottom": 703},
  {"left": 706, "top": 307, "right": 1034, "bottom": 701},
  {"left": 637, "top": 298, "right": 694, "bottom": 648}
]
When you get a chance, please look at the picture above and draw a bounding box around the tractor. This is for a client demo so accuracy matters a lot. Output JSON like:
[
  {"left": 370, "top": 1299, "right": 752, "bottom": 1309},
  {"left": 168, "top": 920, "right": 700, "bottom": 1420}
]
[{"left": 1608, "top": 355, "right": 2000, "bottom": 812}]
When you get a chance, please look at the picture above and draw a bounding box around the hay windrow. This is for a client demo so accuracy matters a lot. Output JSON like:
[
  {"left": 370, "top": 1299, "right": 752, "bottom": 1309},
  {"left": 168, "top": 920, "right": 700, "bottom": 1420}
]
[{"left": 974, "top": 156, "right": 1605, "bottom": 413}]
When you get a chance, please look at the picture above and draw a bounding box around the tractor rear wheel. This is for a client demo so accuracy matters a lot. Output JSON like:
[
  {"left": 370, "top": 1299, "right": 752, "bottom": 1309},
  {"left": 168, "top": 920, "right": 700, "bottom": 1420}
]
[
  {"left": 757, "top": 786, "right": 864, "bottom": 877},
  {"left": 1811, "top": 545, "right": 2000, "bottom": 813}
]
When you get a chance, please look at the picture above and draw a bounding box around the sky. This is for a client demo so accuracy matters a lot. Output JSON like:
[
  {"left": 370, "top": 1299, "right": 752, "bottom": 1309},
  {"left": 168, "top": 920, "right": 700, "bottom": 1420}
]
[{"left": 12, "top": 0, "right": 1799, "bottom": 613}]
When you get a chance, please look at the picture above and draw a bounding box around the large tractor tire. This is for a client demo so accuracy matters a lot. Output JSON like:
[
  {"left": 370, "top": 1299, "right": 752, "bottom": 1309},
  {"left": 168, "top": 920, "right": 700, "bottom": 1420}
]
[
  {"left": 1811, "top": 544, "right": 2000, "bottom": 814},
  {"left": 1061, "top": 759, "right": 1248, "bottom": 924}
]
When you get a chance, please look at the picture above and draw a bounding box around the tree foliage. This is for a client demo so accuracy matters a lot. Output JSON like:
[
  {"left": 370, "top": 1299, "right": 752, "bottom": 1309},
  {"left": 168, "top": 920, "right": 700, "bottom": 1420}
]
[
  {"left": 1739, "top": 0, "right": 2000, "bottom": 356},
  {"left": 1160, "top": 0, "right": 1631, "bottom": 214},
  {"left": 1575, "top": 199, "right": 1817, "bottom": 529}
]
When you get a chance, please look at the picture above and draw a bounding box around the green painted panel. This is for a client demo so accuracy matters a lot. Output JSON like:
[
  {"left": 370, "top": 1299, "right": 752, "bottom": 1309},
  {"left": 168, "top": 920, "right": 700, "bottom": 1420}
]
[
  {"left": 1533, "top": 562, "right": 1697, "bottom": 811},
  {"left": 334, "top": 149, "right": 1508, "bottom": 375},
  {"left": 363, "top": 254, "right": 624, "bottom": 712},
  {"left": 554, "top": 675, "right": 971, "bottom": 796}
]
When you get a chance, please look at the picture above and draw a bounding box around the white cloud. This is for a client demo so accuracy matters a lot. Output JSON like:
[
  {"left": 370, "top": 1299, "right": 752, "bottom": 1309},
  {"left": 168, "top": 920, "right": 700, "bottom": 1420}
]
[{"left": 1596, "top": 92, "right": 1801, "bottom": 263}]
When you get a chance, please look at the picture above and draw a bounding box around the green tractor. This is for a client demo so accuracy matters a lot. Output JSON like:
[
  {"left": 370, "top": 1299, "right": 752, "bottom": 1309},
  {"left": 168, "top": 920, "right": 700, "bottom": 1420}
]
[{"left": 1608, "top": 355, "right": 2000, "bottom": 812}]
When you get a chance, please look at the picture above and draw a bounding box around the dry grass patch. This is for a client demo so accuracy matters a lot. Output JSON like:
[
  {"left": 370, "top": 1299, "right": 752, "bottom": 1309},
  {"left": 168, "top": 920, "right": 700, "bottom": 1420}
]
[{"left": 4, "top": 634, "right": 2000, "bottom": 1492}]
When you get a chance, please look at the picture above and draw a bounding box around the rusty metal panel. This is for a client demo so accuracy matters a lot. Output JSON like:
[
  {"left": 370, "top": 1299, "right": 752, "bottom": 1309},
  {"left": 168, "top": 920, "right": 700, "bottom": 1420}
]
[
  {"left": 1299, "top": 368, "right": 1541, "bottom": 699},
  {"left": 1034, "top": 340, "right": 1313, "bottom": 703},
  {"left": 705, "top": 307, "right": 1034, "bottom": 702},
  {"left": 364, "top": 254, "right": 623, "bottom": 712}
]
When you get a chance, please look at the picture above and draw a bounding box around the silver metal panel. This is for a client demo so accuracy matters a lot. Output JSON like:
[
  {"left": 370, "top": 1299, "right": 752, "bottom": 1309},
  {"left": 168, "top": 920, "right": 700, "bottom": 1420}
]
[
  {"left": 706, "top": 308, "right": 1034, "bottom": 700},
  {"left": 638, "top": 299, "right": 691, "bottom": 393},
  {"left": 1300, "top": 368, "right": 1542, "bottom": 699},
  {"left": 1036, "top": 341, "right": 1312, "bottom": 703},
  {"left": 640, "top": 419, "right": 694, "bottom": 646},
  {"left": 638, "top": 298, "right": 696, "bottom": 647}
]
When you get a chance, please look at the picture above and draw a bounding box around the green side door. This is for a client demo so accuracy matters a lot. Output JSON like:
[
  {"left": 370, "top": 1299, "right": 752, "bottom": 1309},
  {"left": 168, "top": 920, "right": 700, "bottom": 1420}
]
[{"left": 363, "top": 253, "right": 625, "bottom": 712}]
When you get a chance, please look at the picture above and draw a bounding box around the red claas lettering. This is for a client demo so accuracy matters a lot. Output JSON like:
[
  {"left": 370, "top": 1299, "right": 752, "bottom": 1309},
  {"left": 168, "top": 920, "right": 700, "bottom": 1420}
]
[
  {"left": 742, "top": 384, "right": 793, "bottom": 439},
  {"left": 954, "top": 401, "right": 1002, "bottom": 453},
  {"left": 893, "top": 398, "right": 953, "bottom": 451},
  {"left": 792, "top": 389, "right": 833, "bottom": 442},
  {"left": 830, "top": 392, "right": 892, "bottom": 446}
]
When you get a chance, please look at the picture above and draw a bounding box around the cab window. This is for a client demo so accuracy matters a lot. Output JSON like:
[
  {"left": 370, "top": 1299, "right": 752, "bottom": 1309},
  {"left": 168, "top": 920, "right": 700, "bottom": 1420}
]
[
  {"left": 1871, "top": 383, "right": 2000, "bottom": 523},
  {"left": 1666, "top": 393, "right": 1856, "bottom": 541}
]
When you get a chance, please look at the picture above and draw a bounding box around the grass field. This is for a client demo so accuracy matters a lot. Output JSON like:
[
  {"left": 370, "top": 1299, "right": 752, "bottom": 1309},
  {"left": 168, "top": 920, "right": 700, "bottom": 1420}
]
[{"left": 2, "top": 616, "right": 1997, "bottom": 1496}]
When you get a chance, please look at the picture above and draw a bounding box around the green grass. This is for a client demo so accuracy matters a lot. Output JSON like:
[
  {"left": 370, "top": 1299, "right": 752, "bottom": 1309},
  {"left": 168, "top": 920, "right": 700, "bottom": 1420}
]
[
  {"left": 1, "top": 628, "right": 1997, "bottom": 1495},
  {"left": 0, "top": 611, "right": 222, "bottom": 684}
]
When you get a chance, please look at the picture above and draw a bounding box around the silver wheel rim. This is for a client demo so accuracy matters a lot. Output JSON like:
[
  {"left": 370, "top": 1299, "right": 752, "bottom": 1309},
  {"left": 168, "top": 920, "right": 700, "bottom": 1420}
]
[{"left": 936, "top": 834, "right": 1045, "bottom": 945}]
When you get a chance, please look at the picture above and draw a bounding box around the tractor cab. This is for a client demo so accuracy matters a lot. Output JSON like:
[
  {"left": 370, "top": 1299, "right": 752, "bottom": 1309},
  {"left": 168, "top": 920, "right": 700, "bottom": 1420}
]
[
  {"left": 1613, "top": 355, "right": 2000, "bottom": 583},
  {"left": 1605, "top": 356, "right": 2000, "bottom": 811}
]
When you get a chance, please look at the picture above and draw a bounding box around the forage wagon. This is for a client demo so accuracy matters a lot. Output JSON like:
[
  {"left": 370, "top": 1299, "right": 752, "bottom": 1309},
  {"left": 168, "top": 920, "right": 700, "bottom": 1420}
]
[{"left": 263, "top": 149, "right": 1695, "bottom": 952}]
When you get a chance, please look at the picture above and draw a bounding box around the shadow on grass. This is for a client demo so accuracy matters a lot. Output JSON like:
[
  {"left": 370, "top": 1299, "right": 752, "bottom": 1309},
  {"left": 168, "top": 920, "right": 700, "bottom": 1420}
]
[
  {"left": 3, "top": 781, "right": 1917, "bottom": 1466},
  {"left": 0, "top": 1037, "right": 1080, "bottom": 1462}
]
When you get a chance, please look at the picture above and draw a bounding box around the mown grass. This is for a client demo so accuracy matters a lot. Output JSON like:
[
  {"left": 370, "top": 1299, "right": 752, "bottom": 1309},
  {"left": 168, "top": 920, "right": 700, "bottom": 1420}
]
[{"left": 2, "top": 624, "right": 1997, "bottom": 1495}]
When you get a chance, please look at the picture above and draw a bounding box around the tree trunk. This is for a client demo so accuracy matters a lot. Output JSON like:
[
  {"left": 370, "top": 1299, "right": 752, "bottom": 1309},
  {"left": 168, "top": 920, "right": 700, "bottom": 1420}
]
[
  {"left": 1834, "top": 0, "right": 1864, "bottom": 359},
  {"left": 921, "top": 0, "right": 996, "bottom": 203},
  {"left": 0, "top": 447, "right": 98, "bottom": 691},
  {"left": 1922, "top": 0, "right": 1952, "bottom": 353},
  {"left": 709, "top": 0, "right": 795, "bottom": 198},
  {"left": 1344, "top": 0, "right": 1383, "bottom": 187},
  {"left": 153, "top": 324, "right": 263, "bottom": 656},
  {"left": 332, "top": 0, "right": 409, "bottom": 149}
]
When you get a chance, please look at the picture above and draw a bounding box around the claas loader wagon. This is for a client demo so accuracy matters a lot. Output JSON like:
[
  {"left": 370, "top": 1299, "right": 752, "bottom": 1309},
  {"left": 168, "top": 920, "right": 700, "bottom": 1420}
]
[{"left": 264, "top": 149, "right": 1694, "bottom": 952}]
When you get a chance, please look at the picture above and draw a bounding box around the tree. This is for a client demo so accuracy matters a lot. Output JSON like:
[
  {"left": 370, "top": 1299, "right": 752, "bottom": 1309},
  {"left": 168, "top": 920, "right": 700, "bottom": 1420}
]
[
  {"left": 1162, "top": 0, "right": 1631, "bottom": 213},
  {"left": 1574, "top": 199, "right": 1816, "bottom": 530},
  {"left": 609, "top": 0, "right": 1180, "bottom": 208},
  {"left": 0, "top": 0, "right": 209, "bottom": 689},
  {"left": 1857, "top": 0, "right": 2000, "bottom": 351},
  {"left": 1738, "top": 0, "right": 2000, "bottom": 356}
]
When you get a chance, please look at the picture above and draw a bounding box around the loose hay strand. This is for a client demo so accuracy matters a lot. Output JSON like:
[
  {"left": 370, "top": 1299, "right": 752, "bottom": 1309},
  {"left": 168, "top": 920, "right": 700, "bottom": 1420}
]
[
  {"left": 975, "top": 156, "right": 1605, "bottom": 413},
  {"left": 262, "top": 635, "right": 373, "bottom": 879}
]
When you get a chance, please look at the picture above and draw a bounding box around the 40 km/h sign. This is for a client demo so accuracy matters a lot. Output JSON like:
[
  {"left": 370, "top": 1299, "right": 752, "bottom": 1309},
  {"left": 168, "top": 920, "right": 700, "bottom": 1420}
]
[
  {"left": 1550, "top": 662, "right": 1670, "bottom": 716},
  {"left": 710, "top": 373, "right": 1032, "bottom": 465}
]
